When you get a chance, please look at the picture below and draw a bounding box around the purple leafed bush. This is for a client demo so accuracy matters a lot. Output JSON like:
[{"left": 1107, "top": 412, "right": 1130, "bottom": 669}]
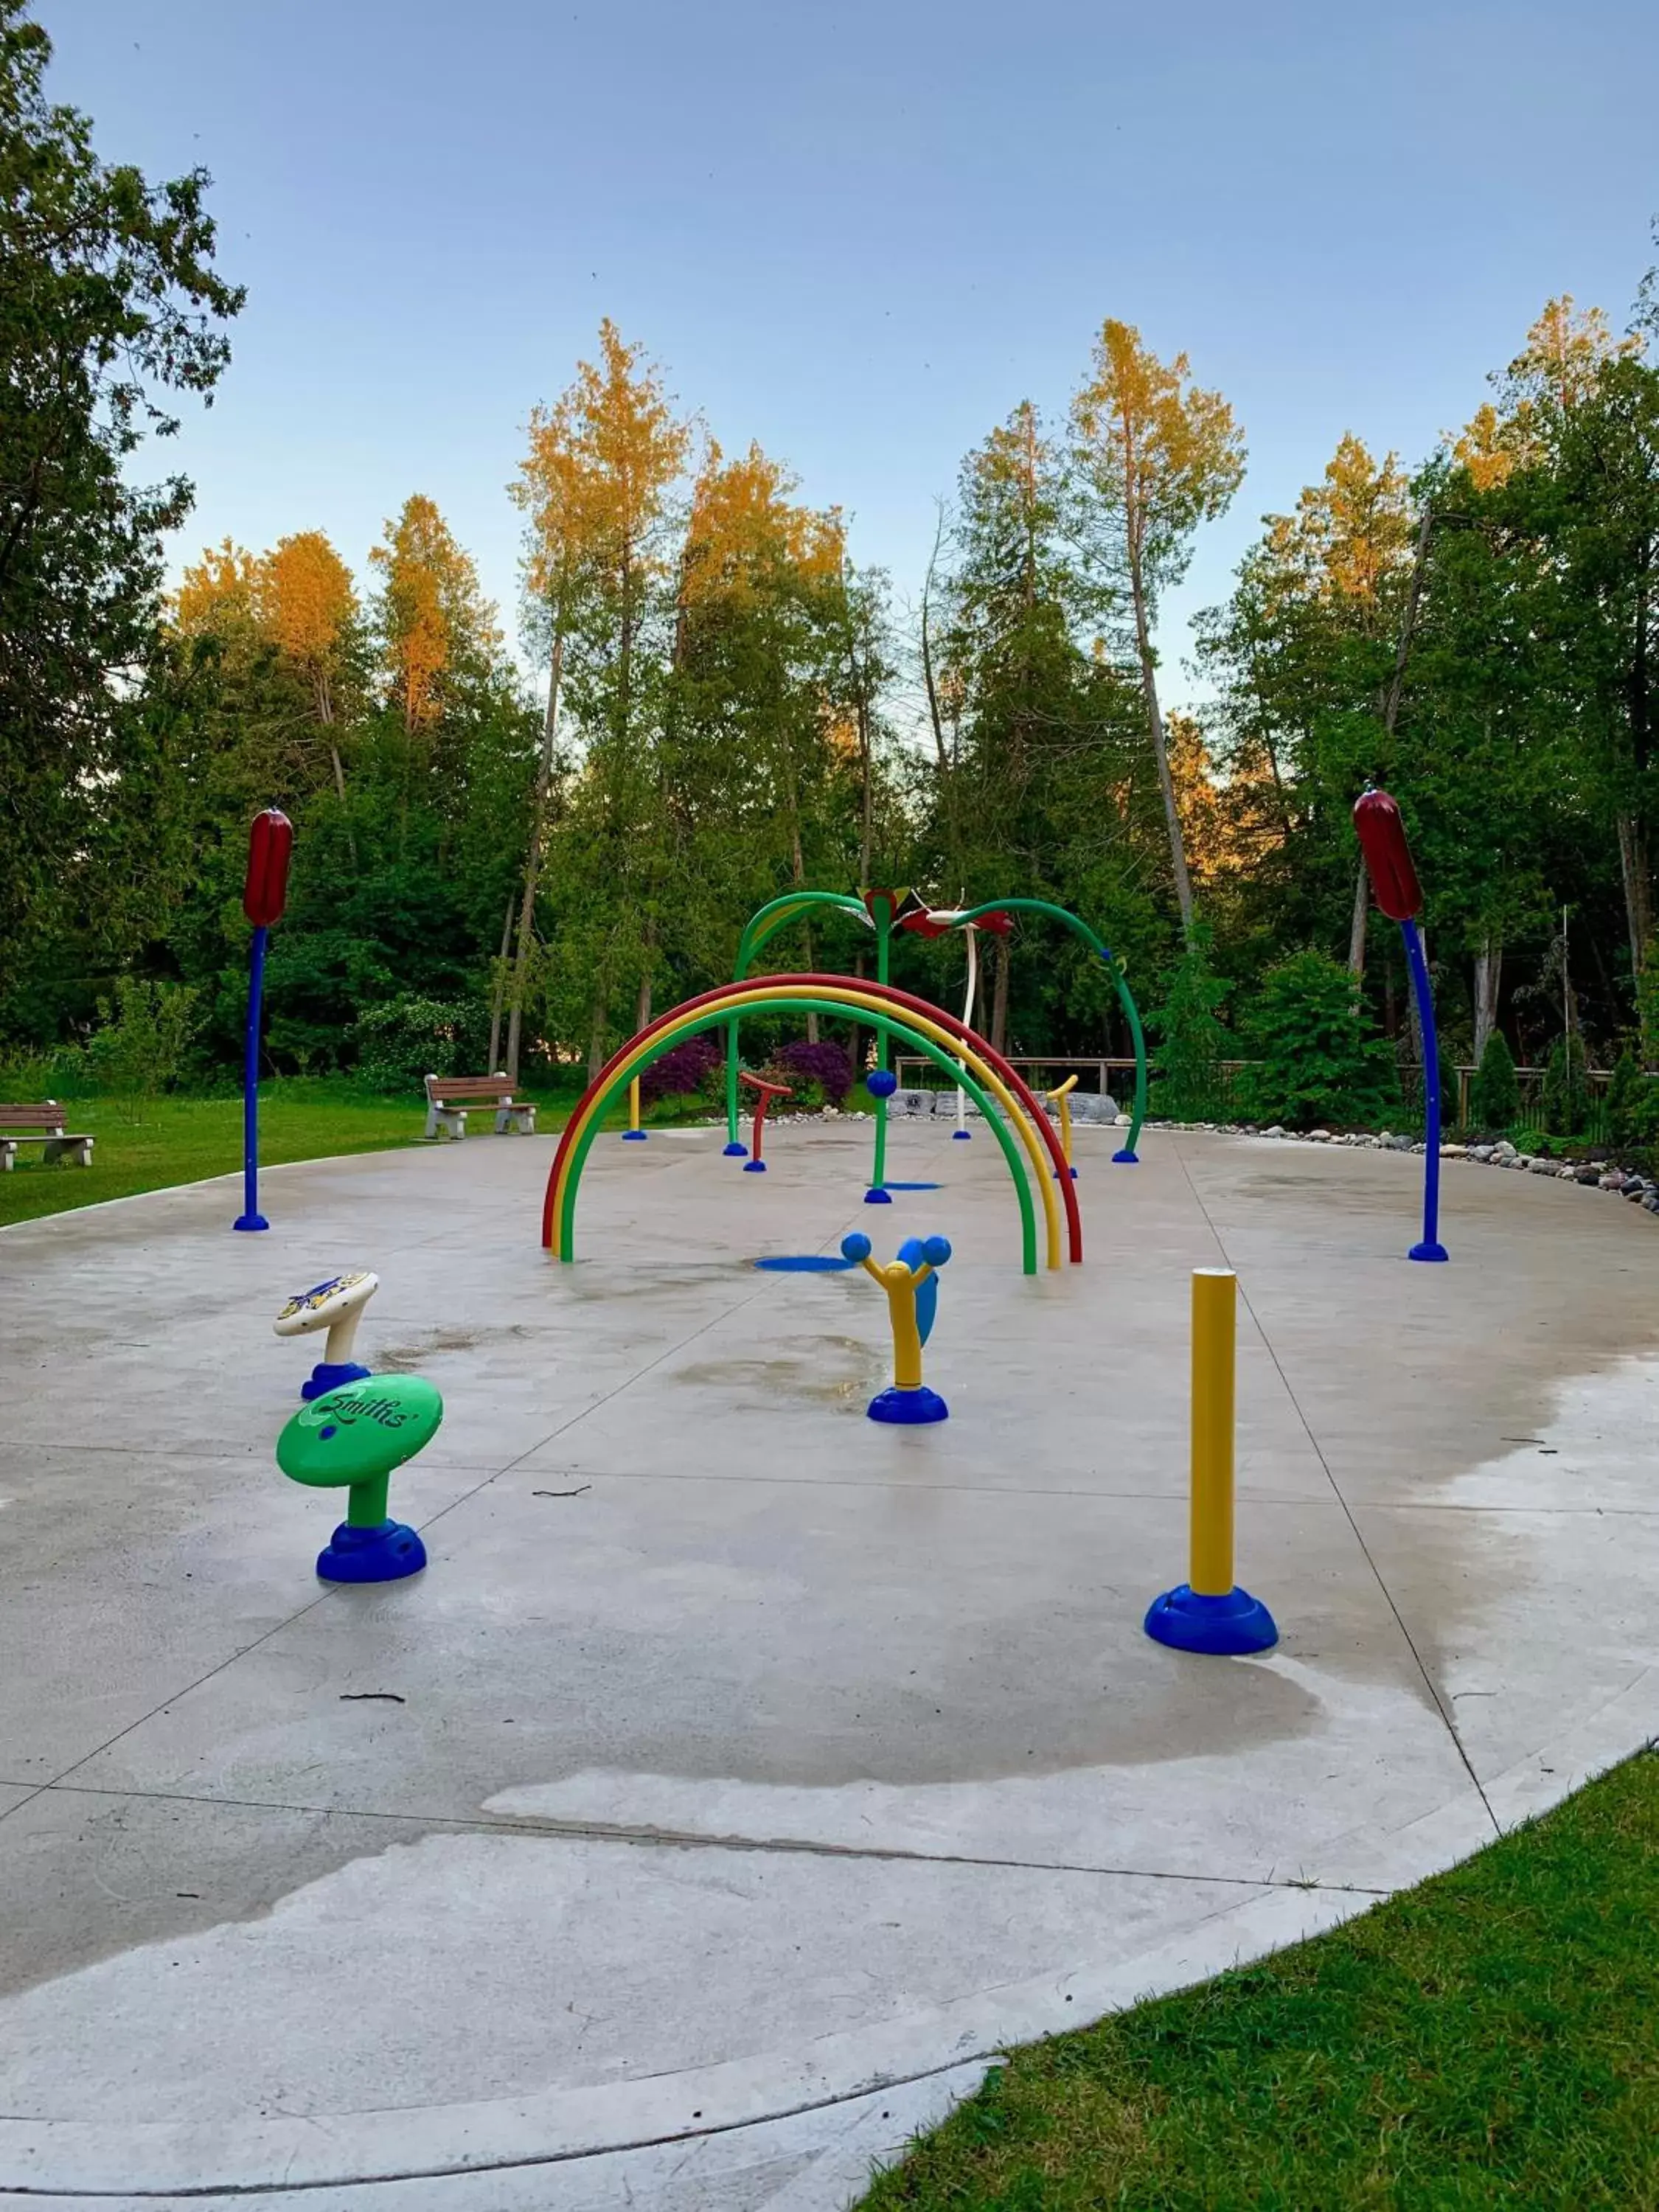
[
  {"left": 640, "top": 1034, "right": 723, "bottom": 1105},
  {"left": 773, "top": 1038, "right": 854, "bottom": 1106}
]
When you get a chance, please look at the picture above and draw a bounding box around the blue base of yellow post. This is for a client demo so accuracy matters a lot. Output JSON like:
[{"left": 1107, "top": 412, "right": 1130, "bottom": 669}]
[
  {"left": 622, "top": 1129, "right": 648, "bottom": 1142},
  {"left": 867, "top": 1384, "right": 947, "bottom": 1425},
  {"left": 743, "top": 1158, "right": 767, "bottom": 1173},
  {"left": 316, "top": 1519, "right": 427, "bottom": 1585},
  {"left": 1144, "top": 1583, "right": 1277, "bottom": 1655},
  {"left": 723, "top": 1141, "right": 749, "bottom": 1156}
]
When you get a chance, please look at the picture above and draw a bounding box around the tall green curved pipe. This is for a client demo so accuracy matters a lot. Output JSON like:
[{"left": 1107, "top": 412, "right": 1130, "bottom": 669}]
[
  {"left": 577, "top": 995, "right": 1038, "bottom": 1273},
  {"left": 726, "top": 891, "right": 871, "bottom": 1150},
  {"left": 950, "top": 898, "right": 1148, "bottom": 1164}
]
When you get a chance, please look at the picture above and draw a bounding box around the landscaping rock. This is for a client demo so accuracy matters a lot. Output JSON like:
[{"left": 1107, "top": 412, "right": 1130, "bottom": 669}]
[
  {"left": 1530, "top": 1157, "right": 1560, "bottom": 1175},
  {"left": 1262, "top": 1124, "right": 1285, "bottom": 1138},
  {"left": 1308, "top": 1128, "right": 1331, "bottom": 1141},
  {"left": 1492, "top": 1141, "right": 1518, "bottom": 1162},
  {"left": 1441, "top": 1143, "right": 1467, "bottom": 1158},
  {"left": 1574, "top": 1165, "right": 1602, "bottom": 1185},
  {"left": 1470, "top": 1145, "right": 1495, "bottom": 1162}
]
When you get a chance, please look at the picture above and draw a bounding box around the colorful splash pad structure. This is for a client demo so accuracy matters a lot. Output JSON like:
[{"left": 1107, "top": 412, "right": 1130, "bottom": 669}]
[
  {"left": 275, "top": 1371, "right": 442, "bottom": 1584},
  {"left": 722, "top": 890, "right": 1150, "bottom": 1193},
  {"left": 273, "top": 1270, "right": 378, "bottom": 1401},
  {"left": 542, "top": 973, "right": 1084, "bottom": 1275}
]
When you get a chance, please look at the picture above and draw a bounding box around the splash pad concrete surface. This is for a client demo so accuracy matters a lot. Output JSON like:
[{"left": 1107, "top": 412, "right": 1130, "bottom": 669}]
[{"left": 1, "top": 1120, "right": 1657, "bottom": 2208}]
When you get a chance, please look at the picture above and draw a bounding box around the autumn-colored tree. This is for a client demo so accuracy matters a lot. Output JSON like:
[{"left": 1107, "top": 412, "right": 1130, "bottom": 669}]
[
  {"left": 1071, "top": 321, "right": 1245, "bottom": 936},
  {"left": 258, "top": 530, "right": 358, "bottom": 807},
  {"left": 509, "top": 321, "right": 690, "bottom": 1077},
  {"left": 369, "top": 494, "right": 496, "bottom": 735},
  {"left": 175, "top": 538, "right": 260, "bottom": 638}
]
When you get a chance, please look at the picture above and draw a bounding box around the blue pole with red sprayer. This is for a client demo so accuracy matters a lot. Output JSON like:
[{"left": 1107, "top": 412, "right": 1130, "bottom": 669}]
[
  {"left": 233, "top": 809, "right": 294, "bottom": 1234},
  {"left": 1354, "top": 787, "right": 1447, "bottom": 1263}
]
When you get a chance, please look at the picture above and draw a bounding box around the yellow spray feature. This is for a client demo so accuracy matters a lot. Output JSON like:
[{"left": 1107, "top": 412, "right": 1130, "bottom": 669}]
[
  {"left": 841, "top": 1232, "right": 951, "bottom": 1425},
  {"left": 1045, "top": 1073, "right": 1079, "bottom": 1178},
  {"left": 1144, "top": 1269, "right": 1279, "bottom": 1655}
]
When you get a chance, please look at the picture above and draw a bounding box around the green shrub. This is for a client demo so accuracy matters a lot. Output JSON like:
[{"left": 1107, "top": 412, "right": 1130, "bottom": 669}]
[
  {"left": 1238, "top": 950, "right": 1397, "bottom": 1130},
  {"left": 1607, "top": 1048, "right": 1644, "bottom": 1150},
  {"left": 1469, "top": 1030, "right": 1522, "bottom": 1132},
  {"left": 1150, "top": 925, "right": 1232, "bottom": 1121},
  {"left": 1542, "top": 1032, "right": 1590, "bottom": 1136},
  {"left": 352, "top": 994, "right": 490, "bottom": 1094},
  {"left": 83, "top": 978, "right": 198, "bottom": 1120}
]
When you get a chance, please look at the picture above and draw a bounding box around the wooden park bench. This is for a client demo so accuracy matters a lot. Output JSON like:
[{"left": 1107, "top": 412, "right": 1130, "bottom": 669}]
[
  {"left": 422, "top": 1073, "right": 537, "bottom": 1140},
  {"left": 0, "top": 1102, "right": 94, "bottom": 1172}
]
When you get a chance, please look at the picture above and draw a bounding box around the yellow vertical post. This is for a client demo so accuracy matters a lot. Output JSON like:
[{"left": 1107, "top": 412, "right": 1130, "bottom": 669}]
[
  {"left": 628, "top": 1077, "right": 641, "bottom": 1132},
  {"left": 1144, "top": 1263, "right": 1276, "bottom": 1652},
  {"left": 1189, "top": 1268, "right": 1236, "bottom": 1595},
  {"left": 1046, "top": 1074, "right": 1079, "bottom": 1175}
]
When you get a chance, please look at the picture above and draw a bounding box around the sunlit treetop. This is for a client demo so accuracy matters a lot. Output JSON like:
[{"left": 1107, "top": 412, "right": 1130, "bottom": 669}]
[
  {"left": 1454, "top": 294, "right": 1645, "bottom": 488},
  {"left": 512, "top": 319, "right": 692, "bottom": 609},
  {"left": 681, "top": 439, "right": 843, "bottom": 611},
  {"left": 369, "top": 494, "right": 498, "bottom": 730},
  {"left": 260, "top": 531, "right": 356, "bottom": 674},
  {"left": 174, "top": 538, "right": 259, "bottom": 635}
]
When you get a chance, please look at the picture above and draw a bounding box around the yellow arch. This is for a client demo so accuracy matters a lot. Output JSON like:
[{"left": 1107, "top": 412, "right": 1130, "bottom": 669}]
[{"left": 552, "top": 981, "right": 1064, "bottom": 1270}]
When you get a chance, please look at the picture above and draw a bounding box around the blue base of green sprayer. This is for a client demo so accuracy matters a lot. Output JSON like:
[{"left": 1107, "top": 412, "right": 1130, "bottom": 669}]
[
  {"left": 1144, "top": 1583, "right": 1277, "bottom": 1655},
  {"left": 723, "top": 1141, "right": 749, "bottom": 1157},
  {"left": 317, "top": 1518, "right": 427, "bottom": 1584}
]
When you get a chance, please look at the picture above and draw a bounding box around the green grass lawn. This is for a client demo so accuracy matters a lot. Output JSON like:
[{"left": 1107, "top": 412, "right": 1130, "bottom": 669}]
[
  {"left": 0, "top": 1082, "right": 583, "bottom": 1230},
  {"left": 860, "top": 1750, "right": 1659, "bottom": 2211}
]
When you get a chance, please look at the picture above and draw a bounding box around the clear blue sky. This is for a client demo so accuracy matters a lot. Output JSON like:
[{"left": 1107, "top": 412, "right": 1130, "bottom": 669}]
[{"left": 41, "top": 0, "right": 1659, "bottom": 706}]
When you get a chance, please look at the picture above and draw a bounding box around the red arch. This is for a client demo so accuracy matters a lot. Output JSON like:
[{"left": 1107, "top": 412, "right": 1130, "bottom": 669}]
[{"left": 541, "top": 973, "right": 1085, "bottom": 1262}]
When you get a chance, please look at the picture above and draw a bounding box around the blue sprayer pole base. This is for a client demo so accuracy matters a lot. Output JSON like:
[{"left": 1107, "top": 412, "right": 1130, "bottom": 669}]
[
  {"left": 953, "top": 1128, "right": 972, "bottom": 1139},
  {"left": 723, "top": 1141, "right": 749, "bottom": 1157},
  {"left": 302, "top": 1359, "right": 373, "bottom": 1402},
  {"left": 1409, "top": 1240, "right": 1450, "bottom": 1264},
  {"left": 234, "top": 924, "right": 270, "bottom": 1233},
  {"left": 317, "top": 1519, "right": 427, "bottom": 1585},
  {"left": 743, "top": 1158, "right": 768, "bottom": 1173},
  {"left": 1144, "top": 1583, "right": 1278, "bottom": 1655},
  {"left": 1111, "top": 1149, "right": 1138, "bottom": 1165},
  {"left": 622, "top": 1130, "right": 648, "bottom": 1142},
  {"left": 867, "top": 1384, "right": 948, "bottom": 1425},
  {"left": 863, "top": 1187, "right": 892, "bottom": 1205}
]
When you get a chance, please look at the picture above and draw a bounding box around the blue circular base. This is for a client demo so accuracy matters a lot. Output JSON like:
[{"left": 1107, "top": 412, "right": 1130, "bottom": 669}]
[
  {"left": 232, "top": 1213, "right": 269, "bottom": 1232},
  {"left": 723, "top": 1141, "right": 749, "bottom": 1157},
  {"left": 742, "top": 1158, "right": 768, "bottom": 1173},
  {"left": 1408, "top": 1241, "right": 1450, "bottom": 1263},
  {"left": 952, "top": 1129, "right": 972, "bottom": 1140},
  {"left": 622, "top": 1129, "right": 648, "bottom": 1142},
  {"left": 317, "top": 1519, "right": 427, "bottom": 1585},
  {"left": 753, "top": 1255, "right": 855, "bottom": 1272},
  {"left": 1111, "top": 1150, "right": 1138, "bottom": 1165},
  {"left": 1053, "top": 1166, "right": 1078, "bottom": 1179},
  {"left": 863, "top": 1187, "right": 892, "bottom": 1205},
  {"left": 1144, "top": 1583, "right": 1278, "bottom": 1655},
  {"left": 867, "top": 1384, "right": 948, "bottom": 1425},
  {"left": 302, "top": 1359, "right": 373, "bottom": 1402}
]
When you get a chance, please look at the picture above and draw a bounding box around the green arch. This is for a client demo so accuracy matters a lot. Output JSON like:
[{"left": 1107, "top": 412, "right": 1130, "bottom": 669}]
[
  {"left": 568, "top": 993, "right": 1040, "bottom": 1274},
  {"left": 727, "top": 892, "right": 874, "bottom": 1149},
  {"left": 950, "top": 899, "right": 1148, "bottom": 1161}
]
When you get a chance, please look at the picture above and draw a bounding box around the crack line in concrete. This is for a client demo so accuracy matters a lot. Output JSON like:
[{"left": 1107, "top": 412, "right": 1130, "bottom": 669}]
[
  {"left": 1169, "top": 1135, "right": 1500, "bottom": 1837},
  {"left": 13, "top": 1781, "right": 1393, "bottom": 1896}
]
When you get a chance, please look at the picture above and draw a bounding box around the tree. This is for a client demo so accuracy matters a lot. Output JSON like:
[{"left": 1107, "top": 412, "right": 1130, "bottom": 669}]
[
  {"left": 369, "top": 493, "right": 498, "bottom": 736},
  {"left": 0, "top": 2, "right": 242, "bottom": 992},
  {"left": 1071, "top": 320, "right": 1245, "bottom": 935},
  {"left": 1469, "top": 1029, "right": 1522, "bottom": 1131},
  {"left": 1240, "top": 950, "right": 1397, "bottom": 1130},
  {"left": 509, "top": 321, "right": 690, "bottom": 1077},
  {"left": 260, "top": 530, "right": 358, "bottom": 806}
]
